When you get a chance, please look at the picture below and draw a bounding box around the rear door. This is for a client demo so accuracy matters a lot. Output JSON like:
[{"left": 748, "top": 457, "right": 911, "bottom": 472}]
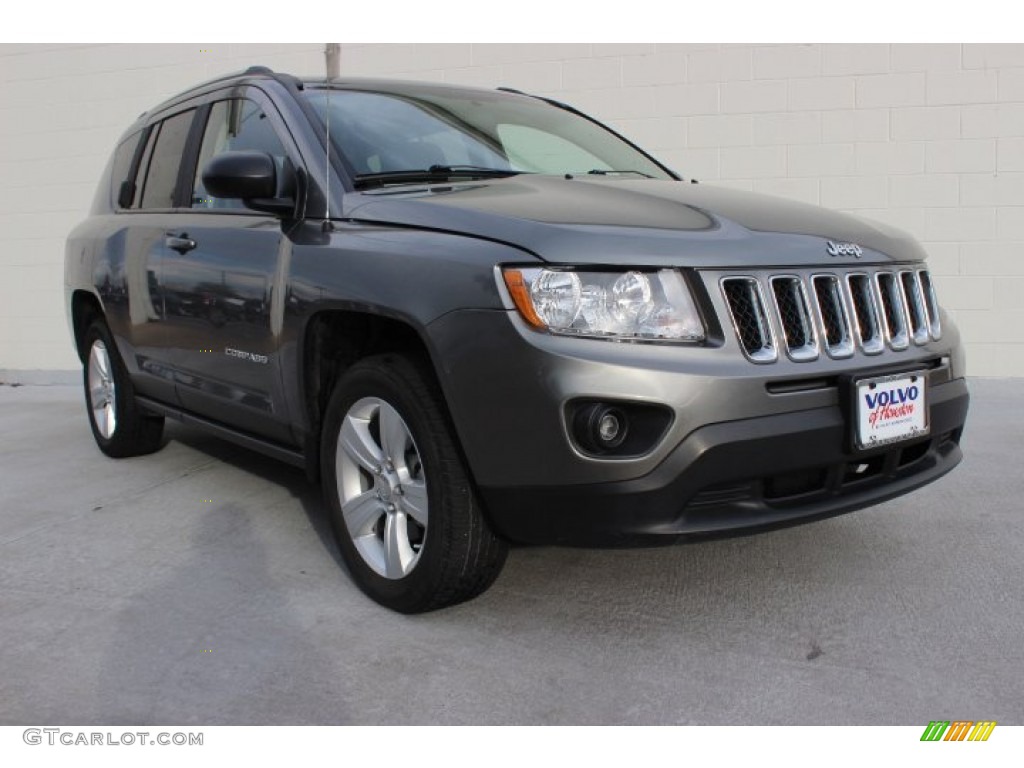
[{"left": 106, "top": 108, "right": 199, "bottom": 404}]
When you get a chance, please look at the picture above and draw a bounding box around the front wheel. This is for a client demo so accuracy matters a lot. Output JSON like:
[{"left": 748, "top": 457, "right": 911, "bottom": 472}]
[{"left": 321, "top": 353, "right": 508, "bottom": 613}]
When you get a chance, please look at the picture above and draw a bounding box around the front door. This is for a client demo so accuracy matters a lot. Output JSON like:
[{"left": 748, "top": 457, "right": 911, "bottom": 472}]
[
  {"left": 157, "top": 93, "right": 300, "bottom": 444},
  {"left": 160, "top": 213, "right": 290, "bottom": 442}
]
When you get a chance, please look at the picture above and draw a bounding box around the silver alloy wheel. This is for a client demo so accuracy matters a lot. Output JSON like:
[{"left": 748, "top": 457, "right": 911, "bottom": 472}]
[
  {"left": 88, "top": 340, "right": 117, "bottom": 438},
  {"left": 335, "top": 397, "right": 428, "bottom": 579}
]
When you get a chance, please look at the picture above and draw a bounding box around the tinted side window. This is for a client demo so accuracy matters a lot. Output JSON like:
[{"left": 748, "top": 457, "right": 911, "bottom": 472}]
[
  {"left": 192, "top": 99, "right": 288, "bottom": 210},
  {"left": 109, "top": 132, "right": 142, "bottom": 209},
  {"left": 140, "top": 110, "right": 195, "bottom": 210}
]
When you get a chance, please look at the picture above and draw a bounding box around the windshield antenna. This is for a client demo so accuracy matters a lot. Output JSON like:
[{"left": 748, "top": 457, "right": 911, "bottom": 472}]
[
  {"left": 323, "top": 43, "right": 339, "bottom": 231},
  {"left": 323, "top": 86, "right": 332, "bottom": 229}
]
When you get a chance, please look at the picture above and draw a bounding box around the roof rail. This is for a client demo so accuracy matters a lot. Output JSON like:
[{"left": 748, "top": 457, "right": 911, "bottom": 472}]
[
  {"left": 189, "top": 65, "right": 306, "bottom": 93},
  {"left": 243, "top": 65, "right": 305, "bottom": 91},
  {"left": 159, "top": 65, "right": 281, "bottom": 95}
]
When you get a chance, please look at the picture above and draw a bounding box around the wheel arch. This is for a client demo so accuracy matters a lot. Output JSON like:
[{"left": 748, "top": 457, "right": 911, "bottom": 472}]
[
  {"left": 71, "top": 290, "right": 105, "bottom": 363},
  {"left": 299, "top": 308, "right": 465, "bottom": 484}
]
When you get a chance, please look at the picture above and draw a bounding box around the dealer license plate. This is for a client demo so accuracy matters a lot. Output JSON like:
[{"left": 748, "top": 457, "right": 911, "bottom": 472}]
[{"left": 854, "top": 371, "right": 929, "bottom": 450}]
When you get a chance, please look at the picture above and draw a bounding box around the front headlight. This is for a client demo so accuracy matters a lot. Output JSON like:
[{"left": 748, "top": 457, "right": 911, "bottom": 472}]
[{"left": 501, "top": 267, "right": 705, "bottom": 342}]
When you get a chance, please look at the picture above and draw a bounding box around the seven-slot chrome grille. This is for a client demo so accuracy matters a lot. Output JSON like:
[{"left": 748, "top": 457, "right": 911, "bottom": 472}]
[{"left": 720, "top": 267, "right": 941, "bottom": 364}]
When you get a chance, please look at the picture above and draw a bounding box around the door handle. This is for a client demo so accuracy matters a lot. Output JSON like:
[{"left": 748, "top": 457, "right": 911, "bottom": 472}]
[{"left": 165, "top": 234, "right": 197, "bottom": 254}]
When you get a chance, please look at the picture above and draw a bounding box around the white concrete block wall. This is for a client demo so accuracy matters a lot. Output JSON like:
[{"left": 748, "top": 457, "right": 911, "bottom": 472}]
[
  {"left": 1, "top": 43, "right": 1022, "bottom": 376},
  {"left": 0, "top": 44, "right": 323, "bottom": 374}
]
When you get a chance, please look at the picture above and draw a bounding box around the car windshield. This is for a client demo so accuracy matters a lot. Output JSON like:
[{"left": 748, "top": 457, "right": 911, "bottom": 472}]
[{"left": 303, "top": 86, "right": 675, "bottom": 184}]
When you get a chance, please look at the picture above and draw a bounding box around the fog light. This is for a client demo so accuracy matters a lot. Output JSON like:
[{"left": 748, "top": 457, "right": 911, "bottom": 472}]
[
  {"left": 598, "top": 410, "right": 624, "bottom": 445},
  {"left": 575, "top": 404, "right": 628, "bottom": 453},
  {"left": 569, "top": 400, "right": 673, "bottom": 459}
]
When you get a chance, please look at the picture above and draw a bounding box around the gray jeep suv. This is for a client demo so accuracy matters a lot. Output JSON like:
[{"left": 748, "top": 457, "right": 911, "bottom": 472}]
[{"left": 65, "top": 67, "right": 969, "bottom": 612}]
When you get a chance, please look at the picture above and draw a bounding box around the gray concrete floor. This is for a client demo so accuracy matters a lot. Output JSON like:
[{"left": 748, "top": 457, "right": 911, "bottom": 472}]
[{"left": 0, "top": 379, "right": 1021, "bottom": 725}]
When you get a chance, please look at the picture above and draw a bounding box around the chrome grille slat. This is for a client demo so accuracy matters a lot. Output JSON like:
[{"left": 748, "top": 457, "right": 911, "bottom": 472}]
[
  {"left": 770, "top": 276, "right": 818, "bottom": 361},
  {"left": 900, "top": 269, "right": 930, "bottom": 345},
  {"left": 811, "top": 274, "right": 854, "bottom": 359},
  {"left": 918, "top": 269, "right": 942, "bottom": 340},
  {"left": 846, "top": 273, "right": 885, "bottom": 355},
  {"left": 875, "top": 272, "right": 910, "bottom": 350},
  {"left": 721, "top": 277, "right": 777, "bottom": 363},
  {"left": 719, "top": 266, "right": 940, "bottom": 364}
]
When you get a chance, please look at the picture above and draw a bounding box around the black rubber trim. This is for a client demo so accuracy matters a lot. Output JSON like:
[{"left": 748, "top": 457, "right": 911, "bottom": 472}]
[
  {"left": 172, "top": 103, "right": 210, "bottom": 209},
  {"left": 479, "top": 378, "right": 969, "bottom": 546}
]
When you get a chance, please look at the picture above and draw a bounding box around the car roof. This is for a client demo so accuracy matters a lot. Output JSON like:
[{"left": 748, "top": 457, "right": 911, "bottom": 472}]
[{"left": 299, "top": 76, "right": 524, "bottom": 99}]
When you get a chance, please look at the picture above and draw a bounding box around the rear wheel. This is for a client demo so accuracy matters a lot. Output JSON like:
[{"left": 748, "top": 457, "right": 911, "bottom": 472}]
[
  {"left": 321, "top": 353, "right": 507, "bottom": 613},
  {"left": 82, "top": 319, "right": 164, "bottom": 457}
]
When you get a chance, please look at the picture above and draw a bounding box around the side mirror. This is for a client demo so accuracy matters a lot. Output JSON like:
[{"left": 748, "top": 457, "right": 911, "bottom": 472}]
[{"left": 201, "top": 151, "right": 295, "bottom": 215}]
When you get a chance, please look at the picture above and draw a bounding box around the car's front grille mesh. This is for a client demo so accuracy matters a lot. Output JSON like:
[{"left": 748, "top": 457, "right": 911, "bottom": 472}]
[{"left": 719, "top": 267, "right": 940, "bottom": 364}]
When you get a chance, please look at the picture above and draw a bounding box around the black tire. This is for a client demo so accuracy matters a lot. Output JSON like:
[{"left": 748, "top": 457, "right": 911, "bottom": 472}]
[
  {"left": 320, "top": 353, "right": 508, "bottom": 613},
  {"left": 81, "top": 318, "right": 165, "bottom": 458}
]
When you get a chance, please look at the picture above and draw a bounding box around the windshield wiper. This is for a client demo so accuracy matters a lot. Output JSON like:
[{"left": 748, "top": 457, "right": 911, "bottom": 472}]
[
  {"left": 354, "top": 165, "right": 521, "bottom": 188},
  {"left": 585, "top": 169, "right": 655, "bottom": 178}
]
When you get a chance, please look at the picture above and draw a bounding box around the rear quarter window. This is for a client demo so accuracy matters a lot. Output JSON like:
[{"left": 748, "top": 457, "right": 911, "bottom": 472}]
[{"left": 109, "top": 131, "right": 143, "bottom": 209}]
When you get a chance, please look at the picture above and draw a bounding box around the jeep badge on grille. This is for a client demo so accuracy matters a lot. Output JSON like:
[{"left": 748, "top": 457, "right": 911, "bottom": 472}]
[{"left": 826, "top": 241, "right": 863, "bottom": 258}]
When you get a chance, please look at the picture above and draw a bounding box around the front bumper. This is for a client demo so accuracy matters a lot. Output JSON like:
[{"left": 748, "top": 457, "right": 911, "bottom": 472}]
[{"left": 478, "top": 377, "right": 969, "bottom": 546}]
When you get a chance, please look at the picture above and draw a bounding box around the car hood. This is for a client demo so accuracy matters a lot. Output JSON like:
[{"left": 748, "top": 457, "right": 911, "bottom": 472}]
[{"left": 343, "top": 176, "right": 926, "bottom": 267}]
